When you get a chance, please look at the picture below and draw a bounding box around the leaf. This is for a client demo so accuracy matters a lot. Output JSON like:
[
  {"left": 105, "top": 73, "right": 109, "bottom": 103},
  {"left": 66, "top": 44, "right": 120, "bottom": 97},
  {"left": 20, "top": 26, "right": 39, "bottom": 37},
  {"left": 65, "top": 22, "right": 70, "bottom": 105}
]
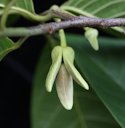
[
  {"left": 0, "top": 37, "right": 18, "bottom": 61},
  {"left": 31, "top": 43, "right": 119, "bottom": 128},
  {"left": 62, "top": 0, "right": 125, "bottom": 34},
  {"left": 0, "top": 0, "right": 35, "bottom": 13},
  {"left": 62, "top": 0, "right": 125, "bottom": 18},
  {"left": 66, "top": 34, "right": 125, "bottom": 128}
]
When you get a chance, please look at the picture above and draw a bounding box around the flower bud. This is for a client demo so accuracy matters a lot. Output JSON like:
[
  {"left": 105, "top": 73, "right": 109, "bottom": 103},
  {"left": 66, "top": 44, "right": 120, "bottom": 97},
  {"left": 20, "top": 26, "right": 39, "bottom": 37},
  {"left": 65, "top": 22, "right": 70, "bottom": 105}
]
[{"left": 85, "top": 27, "right": 99, "bottom": 51}]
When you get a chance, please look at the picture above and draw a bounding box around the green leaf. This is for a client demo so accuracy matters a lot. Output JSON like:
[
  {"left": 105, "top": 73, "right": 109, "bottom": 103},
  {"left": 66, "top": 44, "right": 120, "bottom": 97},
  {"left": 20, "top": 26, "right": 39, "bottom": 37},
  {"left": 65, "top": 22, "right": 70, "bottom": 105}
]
[
  {"left": 62, "top": 0, "right": 125, "bottom": 18},
  {"left": 0, "top": 0, "right": 48, "bottom": 22},
  {"left": 15, "top": 0, "right": 34, "bottom": 13},
  {"left": 66, "top": 34, "right": 125, "bottom": 128},
  {"left": 62, "top": 0, "right": 125, "bottom": 34},
  {"left": 0, "top": 0, "right": 34, "bottom": 13},
  {"left": 0, "top": 38, "right": 18, "bottom": 61},
  {"left": 31, "top": 43, "right": 119, "bottom": 128}
]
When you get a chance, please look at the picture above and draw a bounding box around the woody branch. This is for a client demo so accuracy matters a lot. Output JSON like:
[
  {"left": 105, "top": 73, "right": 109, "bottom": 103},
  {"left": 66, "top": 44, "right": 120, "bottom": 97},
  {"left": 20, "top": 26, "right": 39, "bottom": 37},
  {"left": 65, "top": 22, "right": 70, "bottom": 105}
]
[{"left": 1, "top": 9, "right": 125, "bottom": 37}]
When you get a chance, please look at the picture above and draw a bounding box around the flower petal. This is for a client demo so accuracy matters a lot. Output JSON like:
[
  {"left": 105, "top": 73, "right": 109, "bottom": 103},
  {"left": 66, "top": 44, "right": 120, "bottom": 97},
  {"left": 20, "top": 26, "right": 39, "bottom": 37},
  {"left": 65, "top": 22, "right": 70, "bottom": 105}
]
[
  {"left": 85, "top": 27, "right": 99, "bottom": 51},
  {"left": 56, "top": 64, "right": 73, "bottom": 110},
  {"left": 63, "top": 47, "right": 89, "bottom": 90},
  {"left": 45, "top": 46, "right": 62, "bottom": 92}
]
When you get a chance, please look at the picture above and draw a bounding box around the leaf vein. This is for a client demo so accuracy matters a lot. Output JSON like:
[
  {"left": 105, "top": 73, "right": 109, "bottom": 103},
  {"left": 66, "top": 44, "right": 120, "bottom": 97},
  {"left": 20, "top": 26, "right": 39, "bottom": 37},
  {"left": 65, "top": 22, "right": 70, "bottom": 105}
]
[{"left": 92, "top": 0, "right": 125, "bottom": 15}]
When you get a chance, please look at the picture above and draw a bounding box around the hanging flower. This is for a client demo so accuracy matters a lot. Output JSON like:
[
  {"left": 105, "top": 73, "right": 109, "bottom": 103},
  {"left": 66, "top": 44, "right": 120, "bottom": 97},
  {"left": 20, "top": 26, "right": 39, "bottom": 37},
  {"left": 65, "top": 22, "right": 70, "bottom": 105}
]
[{"left": 45, "top": 45, "right": 89, "bottom": 110}]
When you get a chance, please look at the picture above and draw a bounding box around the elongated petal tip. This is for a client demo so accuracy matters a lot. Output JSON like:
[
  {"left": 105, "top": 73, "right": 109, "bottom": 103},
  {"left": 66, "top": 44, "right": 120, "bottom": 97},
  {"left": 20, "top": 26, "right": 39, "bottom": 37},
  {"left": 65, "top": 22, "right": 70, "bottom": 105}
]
[
  {"left": 82, "top": 81, "right": 89, "bottom": 90},
  {"left": 63, "top": 47, "right": 89, "bottom": 90},
  {"left": 56, "top": 64, "right": 73, "bottom": 110},
  {"left": 45, "top": 46, "right": 62, "bottom": 92},
  {"left": 45, "top": 66, "right": 55, "bottom": 92},
  {"left": 65, "top": 60, "right": 89, "bottom": 90},
  {"left": 85, "top": 28, "right": 99, "bottom": 51}
]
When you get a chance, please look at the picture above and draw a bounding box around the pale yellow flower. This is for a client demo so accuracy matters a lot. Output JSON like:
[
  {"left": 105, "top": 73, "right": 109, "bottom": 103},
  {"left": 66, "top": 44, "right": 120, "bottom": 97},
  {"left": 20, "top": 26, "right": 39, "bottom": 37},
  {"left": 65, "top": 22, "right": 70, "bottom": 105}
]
[{"left": 45, "top": 46, "right": 89, "bottom": 110}]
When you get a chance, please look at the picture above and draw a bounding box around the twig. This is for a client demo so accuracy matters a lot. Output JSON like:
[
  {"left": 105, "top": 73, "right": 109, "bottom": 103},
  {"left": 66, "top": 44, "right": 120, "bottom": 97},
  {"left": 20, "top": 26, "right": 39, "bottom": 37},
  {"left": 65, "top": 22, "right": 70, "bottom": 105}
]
[{"left": 1, "top": 10, "right": 125, "bottom": 37}]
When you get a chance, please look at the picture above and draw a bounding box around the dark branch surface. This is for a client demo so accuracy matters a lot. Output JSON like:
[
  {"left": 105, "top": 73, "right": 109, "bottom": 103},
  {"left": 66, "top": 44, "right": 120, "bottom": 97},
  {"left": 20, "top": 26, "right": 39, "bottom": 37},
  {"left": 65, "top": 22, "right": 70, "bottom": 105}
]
[{"left": 1, "top": 16, "right": 125, "bottom": 37}]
